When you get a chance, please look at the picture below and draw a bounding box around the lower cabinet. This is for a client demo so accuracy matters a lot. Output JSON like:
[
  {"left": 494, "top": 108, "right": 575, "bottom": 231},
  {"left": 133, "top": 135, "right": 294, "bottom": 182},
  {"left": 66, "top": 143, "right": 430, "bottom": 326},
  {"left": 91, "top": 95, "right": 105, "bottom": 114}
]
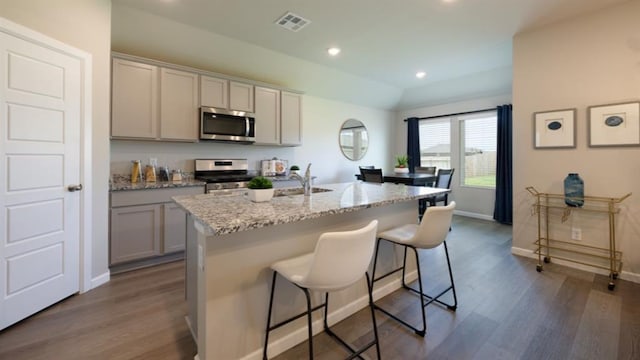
[
  {"left": 110, "top": 204, "right": 162, "bottom": 264},
  {"left": 163, "top": 202, "right": 188, "bottom": 253},
  {"left": 109, "top": 186, "right": 204, "bottom": 270}
]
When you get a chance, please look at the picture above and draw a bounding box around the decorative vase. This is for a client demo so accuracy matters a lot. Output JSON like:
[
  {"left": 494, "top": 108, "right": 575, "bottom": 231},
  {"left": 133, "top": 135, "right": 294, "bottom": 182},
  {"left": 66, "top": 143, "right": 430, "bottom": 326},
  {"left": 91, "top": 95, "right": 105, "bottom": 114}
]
[
  {"left": 394, "top": 167, "right": 409, "bottom": 174},
  {"left": 564, "top": 173, "right": 584, "bottom": 207},
  {"left": 248, "top": 188, "right": 274, "bottom": 202}
]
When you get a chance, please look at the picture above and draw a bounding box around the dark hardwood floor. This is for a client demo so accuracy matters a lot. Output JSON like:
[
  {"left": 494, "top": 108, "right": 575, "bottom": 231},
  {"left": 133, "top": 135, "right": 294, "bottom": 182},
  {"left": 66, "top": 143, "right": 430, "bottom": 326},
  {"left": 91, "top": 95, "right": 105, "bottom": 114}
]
[{"left": 1, "top": 216, "right": 638, "bottom": 360}]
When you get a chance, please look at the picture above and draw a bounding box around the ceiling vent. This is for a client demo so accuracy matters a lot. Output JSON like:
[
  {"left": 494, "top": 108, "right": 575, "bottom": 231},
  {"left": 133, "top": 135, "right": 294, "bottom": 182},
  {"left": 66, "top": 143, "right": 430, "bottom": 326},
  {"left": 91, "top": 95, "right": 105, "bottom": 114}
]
[{"left": 275, "top": 11, "right": 311, "bottom": 32}]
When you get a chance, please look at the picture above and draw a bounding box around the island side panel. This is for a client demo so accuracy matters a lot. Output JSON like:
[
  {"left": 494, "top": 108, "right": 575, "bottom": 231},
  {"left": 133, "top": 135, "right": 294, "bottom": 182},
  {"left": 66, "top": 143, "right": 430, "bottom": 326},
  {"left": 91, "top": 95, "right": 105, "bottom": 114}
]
[{"left": 197, "top": 201, "right": 418, "bottom": 360}]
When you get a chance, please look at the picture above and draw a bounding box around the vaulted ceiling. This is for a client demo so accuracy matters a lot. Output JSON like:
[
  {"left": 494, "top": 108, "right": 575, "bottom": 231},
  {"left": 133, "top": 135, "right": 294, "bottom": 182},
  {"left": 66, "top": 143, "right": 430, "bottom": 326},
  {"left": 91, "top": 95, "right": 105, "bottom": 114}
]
[{"left": 112, "top": 0, "right": 629, "bottom": 110}]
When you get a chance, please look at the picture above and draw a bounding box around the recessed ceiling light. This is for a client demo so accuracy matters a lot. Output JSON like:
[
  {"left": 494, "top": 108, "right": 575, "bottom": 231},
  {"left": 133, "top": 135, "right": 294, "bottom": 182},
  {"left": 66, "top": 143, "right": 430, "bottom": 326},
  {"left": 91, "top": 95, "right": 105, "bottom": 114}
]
[
  {"left": 327, "top": 47, "right": 341, "bottom": 56},
  {"left": 416, "top": 71, "right": 427, "bottom": 79}
]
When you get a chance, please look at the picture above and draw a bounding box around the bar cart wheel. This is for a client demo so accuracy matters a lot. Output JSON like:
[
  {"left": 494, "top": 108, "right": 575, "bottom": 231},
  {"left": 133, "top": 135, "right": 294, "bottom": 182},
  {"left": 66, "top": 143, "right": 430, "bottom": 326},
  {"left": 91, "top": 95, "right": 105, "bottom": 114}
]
[
  {"left": 544, "top": 257, "right": 551, "bottom": 263},
  {"left": 608, "top": 283, "right": 615, "bottom": 291},
  {"left": 536, "top": 264, "right": 543, "bottom": 272}
]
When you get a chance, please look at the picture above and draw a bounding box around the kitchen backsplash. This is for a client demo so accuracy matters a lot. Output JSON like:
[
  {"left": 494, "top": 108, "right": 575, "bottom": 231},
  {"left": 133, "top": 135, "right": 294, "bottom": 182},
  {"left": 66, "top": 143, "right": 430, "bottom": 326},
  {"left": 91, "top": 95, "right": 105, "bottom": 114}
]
[{"left": 110, "top": 139, "right": 298, "bottom": 176}]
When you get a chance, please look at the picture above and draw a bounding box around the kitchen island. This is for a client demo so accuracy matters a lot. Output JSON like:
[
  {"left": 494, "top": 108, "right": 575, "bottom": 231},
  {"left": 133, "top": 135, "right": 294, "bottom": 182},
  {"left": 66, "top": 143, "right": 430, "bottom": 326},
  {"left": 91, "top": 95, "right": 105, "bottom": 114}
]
[{"left": 173, "top": 182, "right": 449, "bottom": 360}]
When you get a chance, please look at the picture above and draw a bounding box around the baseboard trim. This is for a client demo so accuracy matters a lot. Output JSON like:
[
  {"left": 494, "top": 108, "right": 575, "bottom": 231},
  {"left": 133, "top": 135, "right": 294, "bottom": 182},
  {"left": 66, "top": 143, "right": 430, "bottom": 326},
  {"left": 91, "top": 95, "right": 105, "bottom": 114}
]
[
  {"left": 453, "top": 210, "right": 494, "bottom": 221},
  {"left": 90, "top": 271, "right": 110, "bottom": 289},
  {"left": 511, "top": 246, "right": 640, "bottom": 284},
  {"left": 241, "top": 270, "right": 418, "bottom": 360}
]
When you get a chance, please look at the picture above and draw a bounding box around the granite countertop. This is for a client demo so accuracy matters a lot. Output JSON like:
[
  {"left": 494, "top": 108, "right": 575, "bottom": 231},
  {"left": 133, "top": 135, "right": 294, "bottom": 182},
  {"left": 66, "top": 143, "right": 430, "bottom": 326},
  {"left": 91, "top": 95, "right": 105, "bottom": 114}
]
[
  {"left": 172, "top": 182, "right": 449, "bottom": 236},
  {"left": 110, "top": 174, "right": 206, "bottom": 192}
]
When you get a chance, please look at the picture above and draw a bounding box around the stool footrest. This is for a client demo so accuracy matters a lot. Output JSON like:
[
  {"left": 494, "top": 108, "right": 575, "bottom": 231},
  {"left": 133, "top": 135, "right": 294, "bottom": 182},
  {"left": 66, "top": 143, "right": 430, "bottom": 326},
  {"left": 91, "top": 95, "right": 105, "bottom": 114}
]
[
  {"left": 373, "top": 303, "right": 426, "bottom": 336},
  {"left": 404, "top": 284, "right": 456, "bottom": 309},
  {"left": 372, "top": 265, "right": 404, "bottom": 283},
  {"left": 325, "top": 326, "right": 373, "bottom": 360},
  {"left": 267, "top": 302, "right": 326, "bottom": 332}
]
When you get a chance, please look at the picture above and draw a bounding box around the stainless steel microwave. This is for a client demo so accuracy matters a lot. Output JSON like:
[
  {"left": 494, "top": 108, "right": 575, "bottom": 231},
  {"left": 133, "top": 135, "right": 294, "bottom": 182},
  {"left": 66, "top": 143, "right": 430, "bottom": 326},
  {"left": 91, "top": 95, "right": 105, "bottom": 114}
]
[{"left": 200, "top": 107, "right": 255, "bottom": 143}]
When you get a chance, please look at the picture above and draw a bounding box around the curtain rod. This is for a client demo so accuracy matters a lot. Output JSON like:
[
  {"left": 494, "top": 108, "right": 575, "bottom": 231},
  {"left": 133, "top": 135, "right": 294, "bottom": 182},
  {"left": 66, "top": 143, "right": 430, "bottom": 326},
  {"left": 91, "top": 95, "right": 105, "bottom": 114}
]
[{"left": 404, "top": 107, "right": 497, "bottom": 121}]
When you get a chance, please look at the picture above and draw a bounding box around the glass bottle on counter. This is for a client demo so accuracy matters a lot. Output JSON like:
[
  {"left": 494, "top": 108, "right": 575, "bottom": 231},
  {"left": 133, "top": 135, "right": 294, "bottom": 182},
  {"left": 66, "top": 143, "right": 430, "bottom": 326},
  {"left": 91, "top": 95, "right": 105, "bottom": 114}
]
[
  {"left": 145, "top": 164, "right": 156, "bottom": 182},
  {"left": 131, "top": 160, "right": 142, "bottom": 183}
]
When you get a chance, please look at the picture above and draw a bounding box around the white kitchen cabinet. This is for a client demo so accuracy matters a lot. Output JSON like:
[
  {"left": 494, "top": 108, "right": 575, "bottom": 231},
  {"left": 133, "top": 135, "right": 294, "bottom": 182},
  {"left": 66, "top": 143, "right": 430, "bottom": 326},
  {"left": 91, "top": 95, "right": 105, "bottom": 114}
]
[
  {"left": 110, "top": 204, "right": 162, "bottom": 265},
  {"left": 163, "top": 202, "right": 187, "bottom": 253},
  {"left": 160, "top": 68, "right": 199, "bottom": 141},
  {"left": 254, "top": 86, "right": 281, "bottom": 145},
  {"left": 281, "top": 91, "right": 303, "bottom": 146},
  {"left": 111, "top": 57, "right": 199, "bottom": 142},
  {"left": 229, "top": 81, "right": 254, "bottom": 112},
  {"left": 200, "top": 75, "right": 228, "bottom": 109},
  {"left": 111, "top": 58, "right": 158, "bottom": 139},
  {"left": 109, "top": 186, "right": 204, "bottom": 270}
]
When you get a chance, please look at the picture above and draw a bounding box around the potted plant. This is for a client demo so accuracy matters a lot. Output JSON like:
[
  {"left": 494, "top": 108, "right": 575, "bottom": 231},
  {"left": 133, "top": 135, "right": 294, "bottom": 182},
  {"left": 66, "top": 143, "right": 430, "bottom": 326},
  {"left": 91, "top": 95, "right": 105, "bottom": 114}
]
[
  {"left": 247, "top": 176, "right": 274, "bottom": 202},
  {"left": 394, "top": 155, "right": 409, "bottom": 174},
  {"left": 290, "top": 165, "right": 300, "bottom": 175}
]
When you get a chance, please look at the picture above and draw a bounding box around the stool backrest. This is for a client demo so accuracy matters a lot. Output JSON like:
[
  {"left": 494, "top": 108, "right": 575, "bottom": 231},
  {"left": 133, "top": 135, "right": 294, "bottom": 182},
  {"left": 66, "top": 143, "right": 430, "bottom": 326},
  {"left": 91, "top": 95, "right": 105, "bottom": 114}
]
[
  {"left": 412, "top": 201, "right": 455, "bottom": 249},
  {"left": 302, "top": 220, "right": 379, "bottom": 291}
]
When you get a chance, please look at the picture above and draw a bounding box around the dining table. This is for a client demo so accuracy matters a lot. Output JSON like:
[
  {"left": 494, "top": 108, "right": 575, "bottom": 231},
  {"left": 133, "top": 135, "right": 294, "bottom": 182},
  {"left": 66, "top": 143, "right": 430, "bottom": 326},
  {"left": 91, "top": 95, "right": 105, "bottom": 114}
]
[{"left": 355, "top": 172, "right": 436, "bottom": 186}]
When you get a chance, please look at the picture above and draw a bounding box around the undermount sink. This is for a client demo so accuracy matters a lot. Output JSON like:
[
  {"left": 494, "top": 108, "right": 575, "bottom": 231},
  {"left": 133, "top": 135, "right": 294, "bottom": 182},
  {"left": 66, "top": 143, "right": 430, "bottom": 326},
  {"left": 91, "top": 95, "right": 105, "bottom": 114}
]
[{"left": 274, "top": 187, "right": 333, "bottom": 197}]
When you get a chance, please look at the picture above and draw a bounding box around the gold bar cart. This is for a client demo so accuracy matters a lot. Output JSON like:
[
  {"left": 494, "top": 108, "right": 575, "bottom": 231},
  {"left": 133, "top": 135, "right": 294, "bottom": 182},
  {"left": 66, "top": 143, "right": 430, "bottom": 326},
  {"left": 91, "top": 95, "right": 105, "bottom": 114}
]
[{"left": 526, "top": 187, "right": 631, "bottom": 290}]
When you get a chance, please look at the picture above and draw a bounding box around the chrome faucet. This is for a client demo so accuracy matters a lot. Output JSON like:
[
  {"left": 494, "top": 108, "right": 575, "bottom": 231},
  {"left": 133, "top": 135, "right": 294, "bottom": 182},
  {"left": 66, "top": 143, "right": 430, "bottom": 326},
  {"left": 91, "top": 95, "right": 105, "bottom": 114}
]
[{"left": 290, "top": 163, "right": 312, "bottom": 196}]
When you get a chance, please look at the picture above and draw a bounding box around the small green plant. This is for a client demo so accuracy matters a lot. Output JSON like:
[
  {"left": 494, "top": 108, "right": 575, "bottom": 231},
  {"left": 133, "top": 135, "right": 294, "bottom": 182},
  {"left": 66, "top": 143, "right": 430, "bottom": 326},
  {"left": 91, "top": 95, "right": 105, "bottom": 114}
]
[
  {"left": 395, "top": 155, "right": 409, "bottom": 168},
  {"left": 290, "top": 165, "right": 300, "bottom": 171},
  {"left": 247, "top": 176, "right": 273, "bottom": 189}
]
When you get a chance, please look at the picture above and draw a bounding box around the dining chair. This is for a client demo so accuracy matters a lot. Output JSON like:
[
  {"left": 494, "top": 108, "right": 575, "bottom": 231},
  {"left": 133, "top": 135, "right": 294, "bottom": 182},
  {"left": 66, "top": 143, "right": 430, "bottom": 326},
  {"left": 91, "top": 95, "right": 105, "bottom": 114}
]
[
  {"left": 425, "top": 168, "right": 455, "bottom": 206},
  {"left": 361, "top": 168, "right": 383, "bottom": 183},
  {"left": 263, "top": 221, "right": 381, "bottom": 359},
  {"left": 414, "top": 166, "right": 436, "bottom": 175},
  {"left": 371, "top": 202, "right": 457, "bottom": 336},
  {"left": 415, "top": 166, "right": 437, "bottom": 216}
]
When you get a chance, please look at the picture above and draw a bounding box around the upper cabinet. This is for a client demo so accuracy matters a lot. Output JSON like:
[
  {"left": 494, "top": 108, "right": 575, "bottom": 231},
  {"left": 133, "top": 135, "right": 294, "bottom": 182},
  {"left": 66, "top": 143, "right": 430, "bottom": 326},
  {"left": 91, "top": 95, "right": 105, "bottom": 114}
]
[
  {"left": 229, "top": 81, "right": 254, "bottom": 113},
  {"left": 111, "top": 57, "right": 199, "bottom": 142},
  {"left": 281, "top": 92, "right": 303, "bottom": 146},
  {"left": 111, "top": 53, "right": 302, "bottom": 146},
  {"left": 254, "top": 87, "right": 281, "bottom": 145},
  {"left": 160, "top": 68, "right": 199, "bottom": 141},
  {"left": 200, "top": 75, "right": 228, "bottom": 109},
  {"left": 111, "top": 58, "right": 158, "bottom": 139}
]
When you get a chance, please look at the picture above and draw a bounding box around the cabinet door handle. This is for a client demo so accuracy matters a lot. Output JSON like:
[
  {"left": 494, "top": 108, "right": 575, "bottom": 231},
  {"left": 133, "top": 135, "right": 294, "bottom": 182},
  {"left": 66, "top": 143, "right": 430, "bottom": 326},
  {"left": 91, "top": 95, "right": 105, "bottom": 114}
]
[{"left": 68, "top": 184, "right": 83, "bottom": 192}]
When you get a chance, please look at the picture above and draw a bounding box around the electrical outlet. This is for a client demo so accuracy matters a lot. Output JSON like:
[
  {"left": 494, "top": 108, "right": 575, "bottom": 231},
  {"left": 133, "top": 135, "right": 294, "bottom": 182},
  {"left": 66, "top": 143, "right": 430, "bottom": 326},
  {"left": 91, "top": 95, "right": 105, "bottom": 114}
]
[{"left": 571, "top": 227, "right": 582, "bottom": 241}]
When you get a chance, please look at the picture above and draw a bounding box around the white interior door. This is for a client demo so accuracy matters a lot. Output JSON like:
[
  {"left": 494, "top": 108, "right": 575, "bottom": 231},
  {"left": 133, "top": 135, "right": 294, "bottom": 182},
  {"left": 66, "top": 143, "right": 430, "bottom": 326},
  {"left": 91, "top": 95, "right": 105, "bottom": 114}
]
[{"left": 0, "top": 30, "right": 82, "bottom": 330}]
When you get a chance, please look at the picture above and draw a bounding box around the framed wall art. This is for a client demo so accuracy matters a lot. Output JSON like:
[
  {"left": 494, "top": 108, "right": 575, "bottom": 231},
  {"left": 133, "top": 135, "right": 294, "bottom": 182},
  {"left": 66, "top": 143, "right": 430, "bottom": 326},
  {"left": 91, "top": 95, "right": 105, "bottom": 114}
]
[
  {"left": 588, "top": 101, "right": 640, "bottom": 147},
  {"left": 533, "top": 108, "right": 576, "bottom": 149}
]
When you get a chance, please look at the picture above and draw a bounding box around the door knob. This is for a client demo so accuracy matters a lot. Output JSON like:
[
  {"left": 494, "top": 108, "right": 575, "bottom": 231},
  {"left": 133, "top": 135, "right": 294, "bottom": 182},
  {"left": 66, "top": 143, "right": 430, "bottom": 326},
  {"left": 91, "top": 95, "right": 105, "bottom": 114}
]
[{"left": 68, "top": 184, "right": 83, "bottom": 192}]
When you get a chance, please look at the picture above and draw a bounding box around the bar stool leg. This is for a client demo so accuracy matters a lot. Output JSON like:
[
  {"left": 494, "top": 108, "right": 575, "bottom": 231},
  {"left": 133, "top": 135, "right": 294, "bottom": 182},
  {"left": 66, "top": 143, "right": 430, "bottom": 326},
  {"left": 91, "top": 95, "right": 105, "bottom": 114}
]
[
  {"left": 443, "top": 241, "right": 458, "bottom": 310},
  {"left": 263, "top": 272, "right": 278, "bottom": 360},
  {"left": 366, "top": 272, "right": 382, "bottom": 360},
  {"left": 401, "top": 246, "right": 409, "bottom": 288},
  {"left": 302, "top": 288, "right": 314, "bottom": 360},
  {"left": 412, "top": 246, "right": 427, "bottom": 336}
]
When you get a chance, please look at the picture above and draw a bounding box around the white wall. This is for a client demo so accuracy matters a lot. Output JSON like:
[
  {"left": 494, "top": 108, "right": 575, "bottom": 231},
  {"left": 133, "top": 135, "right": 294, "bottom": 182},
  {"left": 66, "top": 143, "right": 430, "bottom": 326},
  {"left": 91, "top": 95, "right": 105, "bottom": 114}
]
[
  {"left": 111, "top": 95, "right": 393, "bottom": 184},
  {"left": 0, "top": 0, "right": 112, "bottom": 282},
  {"left": 395, "top": 94, "right": 512, "bottom": 218},
  {"left": 513, "top": 1, "right": 640, "bottom": 278}
]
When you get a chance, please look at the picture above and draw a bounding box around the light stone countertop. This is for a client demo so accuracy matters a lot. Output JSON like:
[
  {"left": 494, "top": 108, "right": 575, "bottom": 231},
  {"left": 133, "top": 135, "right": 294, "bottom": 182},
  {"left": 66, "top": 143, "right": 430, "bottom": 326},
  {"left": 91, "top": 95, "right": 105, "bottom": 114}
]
[
  {"left": 110, "top": 175, "right": 206, "bottom": 192},
  {"left": 172, "top": 181, "right": 449, "bottom": 235}
]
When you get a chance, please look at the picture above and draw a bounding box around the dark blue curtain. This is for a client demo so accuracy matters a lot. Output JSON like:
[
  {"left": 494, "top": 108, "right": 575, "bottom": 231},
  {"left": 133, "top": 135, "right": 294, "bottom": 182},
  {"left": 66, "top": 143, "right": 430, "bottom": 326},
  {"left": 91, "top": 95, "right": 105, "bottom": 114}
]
[
  {"left": 407, "top": 117, "right": 420, "bottom": 172},
  {"left": 494, "top": 105, "right": 513, "bottom": 224}
]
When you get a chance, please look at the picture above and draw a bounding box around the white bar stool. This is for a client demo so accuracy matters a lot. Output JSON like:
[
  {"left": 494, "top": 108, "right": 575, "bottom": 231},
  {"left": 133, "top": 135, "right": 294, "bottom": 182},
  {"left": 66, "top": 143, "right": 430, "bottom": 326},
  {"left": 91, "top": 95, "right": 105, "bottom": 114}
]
[
  {"left": 263, "top": 220, "right": 381, "bottom": 360},
  {"left": 371, "top": 202, "right": 457, "bottom": 336}
]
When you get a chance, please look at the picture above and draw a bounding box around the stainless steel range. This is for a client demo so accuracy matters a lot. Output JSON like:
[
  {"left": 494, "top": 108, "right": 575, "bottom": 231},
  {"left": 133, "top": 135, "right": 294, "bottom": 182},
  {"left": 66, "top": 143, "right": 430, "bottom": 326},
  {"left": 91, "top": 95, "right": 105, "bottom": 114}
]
[{"left": 194, "top": 159, "right": 253, "bottom": 194}]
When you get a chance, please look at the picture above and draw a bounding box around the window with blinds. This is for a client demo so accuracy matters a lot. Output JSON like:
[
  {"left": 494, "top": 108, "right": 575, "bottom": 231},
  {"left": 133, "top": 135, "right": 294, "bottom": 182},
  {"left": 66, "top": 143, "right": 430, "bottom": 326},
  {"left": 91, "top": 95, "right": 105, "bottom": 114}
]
[
  {"left": 460, "top": 112, "right": 497, "bottom": 188},
  {"left": 418, "top": 118, "right": 451, "bottom": 169}
]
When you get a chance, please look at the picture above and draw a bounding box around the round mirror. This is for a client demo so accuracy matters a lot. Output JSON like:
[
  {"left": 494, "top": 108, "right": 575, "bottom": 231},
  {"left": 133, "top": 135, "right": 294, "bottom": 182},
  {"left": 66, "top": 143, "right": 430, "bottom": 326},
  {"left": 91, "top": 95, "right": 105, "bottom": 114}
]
[{"left": 339, "top": 119, "right": 369, "bottom": 161}]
